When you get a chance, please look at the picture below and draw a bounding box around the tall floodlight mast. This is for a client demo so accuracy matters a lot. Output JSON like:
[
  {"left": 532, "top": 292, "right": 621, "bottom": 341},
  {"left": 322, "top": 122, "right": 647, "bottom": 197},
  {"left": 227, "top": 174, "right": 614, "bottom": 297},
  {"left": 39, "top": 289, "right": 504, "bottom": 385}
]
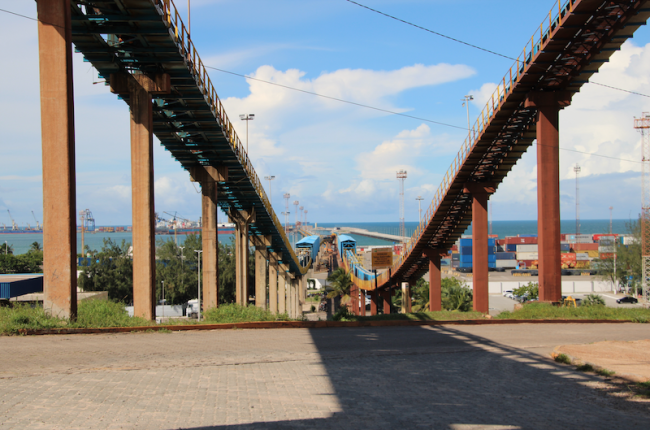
[
  {"left": 283, "top": 193, "right": 290, "bottom": 233},
  {"left": 396, "top": 170, "right": 407, "bottom": 239},
  {"left": 634, "top": 112, "right": 650, "bottom": 301},
  {"left": 574, "top": 164, "right": 581, "bottom": 235}
]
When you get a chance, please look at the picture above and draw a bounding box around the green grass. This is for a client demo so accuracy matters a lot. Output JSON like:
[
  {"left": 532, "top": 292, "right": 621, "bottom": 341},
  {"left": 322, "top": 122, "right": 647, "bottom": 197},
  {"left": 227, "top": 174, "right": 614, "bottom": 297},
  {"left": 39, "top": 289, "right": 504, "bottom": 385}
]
[
  {"left": 596, "top": 368, "right": 615, "bottom": 377},
  {"left": 0, "top": 300, "right": 155, "bottom": 335},
  {"left": 554, "top": 353, "right": 572, "bottom": 364},
  {"left": 333, "top": 309, "right": 486, "bottom": 322},
  {"left": 201, "top": 304, "right": 292, "bottom": 324},
  {"left": 576, "top": 363, "right": 594, "bottom": 372},
  {"left": 496, "top": 302, "right": 650, "bottom": 322}
]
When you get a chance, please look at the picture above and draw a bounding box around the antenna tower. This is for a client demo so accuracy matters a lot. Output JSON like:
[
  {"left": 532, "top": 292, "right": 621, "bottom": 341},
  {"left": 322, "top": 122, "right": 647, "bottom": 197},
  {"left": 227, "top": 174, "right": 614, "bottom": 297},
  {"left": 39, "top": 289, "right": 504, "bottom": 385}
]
[
  {"left": 283, "top": 193, "right": 290, "bottom": 233},
  {"left": 396, "top": 170, "right": 407, "bottom": 239},
  {"left": 293, "top": 200, "right": 299, "bottom": 227},
  {"left": 634, "top": 112, "right": 650, "bottom": 301},
  {"left": 574, "top": 164, "right": 581, "bottom": 235}
]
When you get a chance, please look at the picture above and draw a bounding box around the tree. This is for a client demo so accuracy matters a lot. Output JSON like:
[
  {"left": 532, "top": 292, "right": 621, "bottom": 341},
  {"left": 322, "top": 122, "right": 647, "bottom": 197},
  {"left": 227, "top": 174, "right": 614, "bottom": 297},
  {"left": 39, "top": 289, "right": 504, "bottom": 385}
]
[
  {"left": 155, "top": 237, "right": 199, "bottom": 306},
  {"left": 441, "top": 277, "right": 473, "bottom": 311},
  {"left": 513, "top": 282, "right": 539, "bottom": 301},
  {"left": 78, "top": 239, "right": 134, "bottom": 303},
  {"left": 1, "top": 242, "right": 13, "bottom": 255},
  {"left": 29, "top": 242, "right": 42, "bottom": 252},
  {"left": 326, "top": 268, "right": 352, "bottom": 303},
  {"left": 411, "top": 278, "right": 430, "bottom": 312},
  {"left": 582, "top": 294, "right": 605, "bottom": 306},
  {"left": 597, "top": 218, "right": 641, "bottom": 295}
]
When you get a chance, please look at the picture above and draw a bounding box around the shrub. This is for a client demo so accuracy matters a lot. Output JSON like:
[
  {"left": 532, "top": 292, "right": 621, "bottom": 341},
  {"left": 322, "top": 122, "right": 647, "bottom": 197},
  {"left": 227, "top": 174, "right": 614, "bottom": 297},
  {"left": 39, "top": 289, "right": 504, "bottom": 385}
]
[
  {"left": 554, "top": 353, "right": 572, "bottom": 364},
  {"left": 332, "top": 305, "right": 353, "bottom": 321},
  {"left": 576, "top": 363, "right": 594, "bottom": 372},
  {"left": 581, "top": 294, "right": 605, "bottom": 307},
  {"left": 202, "top": 303, "right": 291, "bottom": 323},
  {"left": 596, "top": 368, "right": 615, "bottom": 377}
]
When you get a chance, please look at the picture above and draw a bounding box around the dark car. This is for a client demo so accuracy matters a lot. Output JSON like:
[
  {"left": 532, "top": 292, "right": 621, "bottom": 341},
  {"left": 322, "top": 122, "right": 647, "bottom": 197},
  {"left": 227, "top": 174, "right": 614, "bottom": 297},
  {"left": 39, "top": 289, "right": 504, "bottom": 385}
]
[{"left": 616, "top": 296, "right": 639, "bottom": 304}]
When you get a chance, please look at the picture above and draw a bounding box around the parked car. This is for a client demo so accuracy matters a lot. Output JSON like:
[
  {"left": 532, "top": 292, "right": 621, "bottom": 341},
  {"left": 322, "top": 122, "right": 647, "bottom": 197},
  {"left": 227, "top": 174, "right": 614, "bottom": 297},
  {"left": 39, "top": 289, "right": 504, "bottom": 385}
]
[
  {"left": 365, "top": 294, "right": 371, "bottom": 309},
  {"left": 503, "top": 290, "right": 513, "bottom": 298},
  {"left": 616, "top": 296, "right": 639, "bottom": 304}
]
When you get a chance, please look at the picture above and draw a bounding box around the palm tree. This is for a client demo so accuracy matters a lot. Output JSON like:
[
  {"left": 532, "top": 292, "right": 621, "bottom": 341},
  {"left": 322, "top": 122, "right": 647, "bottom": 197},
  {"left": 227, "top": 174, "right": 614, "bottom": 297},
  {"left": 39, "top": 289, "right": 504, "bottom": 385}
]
[
  {"left": 30, "top": 242, "right": 42, "bottom": 252},
  {"left": 1, "top": 242, "right": 13, "bottom": 255},
  {"left": 326, "top": 268, "right": 352, "bottom": 304}
]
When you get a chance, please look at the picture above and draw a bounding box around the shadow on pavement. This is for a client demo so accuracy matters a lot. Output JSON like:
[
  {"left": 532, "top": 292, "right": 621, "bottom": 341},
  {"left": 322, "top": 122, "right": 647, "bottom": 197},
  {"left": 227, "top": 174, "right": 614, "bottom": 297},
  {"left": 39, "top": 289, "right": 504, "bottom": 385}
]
[{"left": 190, "top": 325, "right": 650, "bottom": 429}]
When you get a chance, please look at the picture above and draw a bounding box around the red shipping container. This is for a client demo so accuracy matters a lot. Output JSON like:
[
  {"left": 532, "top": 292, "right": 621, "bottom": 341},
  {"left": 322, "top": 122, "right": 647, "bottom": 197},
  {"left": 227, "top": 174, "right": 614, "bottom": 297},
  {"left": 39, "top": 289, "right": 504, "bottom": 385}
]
[
  {"left": 560, "top": 234, "right": 567, "bottom": 241},
  {"left": 516, "top": 260, "right": 537, "bottom": 268},
  {"left": 504, "top": 237, "right": 538, "bottom": 245},
  {"left": 451, "top": 245, "right": 458, "bottom": 252},
  {"left": 572, "top": 243, "right": 599, "bottom": 251},
  {"left": 593, "top": 234, "right": 618, "bottom": 242},
  {"left": 488, "top": 234, "right": 498, "bottom": 239},
  {"left": 599, "top": 252, "right": 615, "bottom": 259},
  {"left": 561, "top": 253, "right": 577, "bottom": 263}
]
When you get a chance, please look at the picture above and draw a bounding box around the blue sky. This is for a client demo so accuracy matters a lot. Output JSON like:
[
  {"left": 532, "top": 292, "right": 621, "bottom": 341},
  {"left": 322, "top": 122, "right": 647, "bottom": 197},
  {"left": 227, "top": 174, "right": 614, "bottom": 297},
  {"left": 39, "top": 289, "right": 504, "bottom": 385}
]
[{"left": 1, "top": 0, "right": 649, "bottom": 227}]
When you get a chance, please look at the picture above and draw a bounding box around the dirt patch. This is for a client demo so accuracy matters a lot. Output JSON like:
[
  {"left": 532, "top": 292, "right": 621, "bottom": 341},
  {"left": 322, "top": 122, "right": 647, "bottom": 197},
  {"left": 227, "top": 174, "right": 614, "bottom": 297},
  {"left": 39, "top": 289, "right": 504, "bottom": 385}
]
[{"left": 556, "top": 339, "right": 650, "bottom": 382}]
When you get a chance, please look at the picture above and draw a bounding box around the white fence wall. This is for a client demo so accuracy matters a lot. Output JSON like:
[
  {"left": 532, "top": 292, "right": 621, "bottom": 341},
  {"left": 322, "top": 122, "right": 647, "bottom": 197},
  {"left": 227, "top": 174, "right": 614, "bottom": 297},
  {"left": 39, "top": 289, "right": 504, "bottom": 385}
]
[
  {"left": 125, "top": 305, "right": 185, "bottom": 317},
  {"left": 464, "top": 280, "right": 614, "bottom": 295}
]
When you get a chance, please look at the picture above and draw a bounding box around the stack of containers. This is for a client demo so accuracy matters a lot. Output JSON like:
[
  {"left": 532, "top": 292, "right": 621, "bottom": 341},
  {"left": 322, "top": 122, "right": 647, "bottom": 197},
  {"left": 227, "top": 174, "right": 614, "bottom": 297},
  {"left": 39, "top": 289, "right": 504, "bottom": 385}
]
[{"left": 456, "top": 238, "right": 496, "bottom": 270}]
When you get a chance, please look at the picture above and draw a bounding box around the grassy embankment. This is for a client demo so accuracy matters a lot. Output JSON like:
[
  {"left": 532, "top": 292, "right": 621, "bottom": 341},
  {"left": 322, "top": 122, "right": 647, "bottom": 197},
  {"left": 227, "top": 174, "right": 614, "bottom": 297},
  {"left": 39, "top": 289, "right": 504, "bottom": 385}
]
[
  {"left": 0, "top": 301, "right": 291, "bottom": 335},
  {"left": 496, "top": 302, "right": 650, "bottom": 322}
]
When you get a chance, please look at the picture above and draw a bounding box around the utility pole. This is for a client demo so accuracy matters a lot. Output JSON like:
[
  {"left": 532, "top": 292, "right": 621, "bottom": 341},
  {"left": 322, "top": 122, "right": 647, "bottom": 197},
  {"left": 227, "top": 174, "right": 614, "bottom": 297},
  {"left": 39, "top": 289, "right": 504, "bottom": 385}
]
[
  {"left": 293, "top": 200, "right": 299, "bottom": 247},
  {"left": 304, "top": 210, "right": 308, "bottom": 227},
  {"left": 283, "top": 193, "right": 290, "bottom": 233},
  {"left": 609, "top": 206, "right": 614, "bottom": 234},
  {"left": 574, "top": 164, "right": 581, "bottom": 235},
  {"left": 415, "top": 196, "right": 424, "bottom": 224},
  {"left": 462, "top": 95, "right": 474, "bottom": 143},
  {"left": 634, "top": 112, "right": 650, "bottom": 301},
  {"left": 299, "top": 206, "right": 304, "bottom": 227},
  {"left": 396, "top": 170, "right": 407, "bottom": 240},
  {"left": 239, "top": 114, "right": 255, "bottom": 153},
  {"left": 195, "top": 249, "right": 202, "bottom": 321},
  {"left": 264, "top": 175, "right": 275, "bottom": 208}
]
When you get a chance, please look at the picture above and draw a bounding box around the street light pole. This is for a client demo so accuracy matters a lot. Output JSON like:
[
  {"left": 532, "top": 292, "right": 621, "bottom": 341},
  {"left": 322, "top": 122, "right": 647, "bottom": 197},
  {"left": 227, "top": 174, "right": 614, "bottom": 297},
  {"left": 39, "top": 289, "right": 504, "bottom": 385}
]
[
  {"left": 239, "top": 114, "right": 255, "bottom": 153},
  {"left": 416, "top": 196, "right": 424, "bottom": 224},
  {"left": 264, "top": 175, "right": 275, "bottom": 208},
  {"left": 462, "top": 95, "right": 473, "bottom": 143},
  {"left": 195, "top": 249, "right": 202, "bottom": 321}
]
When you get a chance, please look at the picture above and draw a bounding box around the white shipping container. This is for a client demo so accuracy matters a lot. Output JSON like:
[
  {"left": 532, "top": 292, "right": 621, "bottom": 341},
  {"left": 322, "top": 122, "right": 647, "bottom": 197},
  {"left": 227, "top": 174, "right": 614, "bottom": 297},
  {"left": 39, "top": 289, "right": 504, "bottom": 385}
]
[
  {"left": 623, "top": 236, "right": 638, "bottom": 245},
  {"left": 496, "top": 260, "right": 517, "bottom": 268},
  {"left": 576, "top": 252, "right": 590, "bottom": 261},
  {"left": 516, "top": 252, "right": 539, "bottom": 260},
  {"left": 516, "top": 244, "right": 538, "bottom": 252},
  {"left": 598, "top": 246, "right": 616, "bottom": 253}
]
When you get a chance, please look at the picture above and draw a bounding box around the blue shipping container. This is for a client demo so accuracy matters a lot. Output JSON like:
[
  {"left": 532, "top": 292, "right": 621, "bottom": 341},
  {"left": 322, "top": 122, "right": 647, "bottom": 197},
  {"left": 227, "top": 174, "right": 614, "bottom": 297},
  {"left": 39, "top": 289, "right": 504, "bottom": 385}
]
[
  {"left": 458, "top": 262, "right": 473, "bottom": 269},
  {"left": 561, "top": 243, "right": 570, "bottom": 252},
  {"left": 459, "top": 238, "right": 472, "bottom": 247},
  {"left": 488, "top": 255, "right": 497, "bottom": 263},
  {"left": 488, "top": 262, "right": 497, "bottom": 269},
  {"left": 506, "top": 244, "right": 517, "bottom": 252},
  {"left": 460, "top": 246, "right": 472, "bottom": 255},
  {"left": 518, "top": 234, "right": 538, "bottom": 238},
  {"left": 460, "top": 255, "right": 472, "bottom": 263},
  {"left": 495, "top": 252, "right": 516, "bottom": 260}
]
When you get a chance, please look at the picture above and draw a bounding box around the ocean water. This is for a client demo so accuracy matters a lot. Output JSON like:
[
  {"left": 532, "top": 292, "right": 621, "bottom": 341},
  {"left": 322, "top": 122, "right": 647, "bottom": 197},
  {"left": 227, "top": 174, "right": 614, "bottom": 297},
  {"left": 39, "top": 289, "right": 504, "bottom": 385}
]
[{"left": 1, "top": 219, "right": 633, "bottom": 255}]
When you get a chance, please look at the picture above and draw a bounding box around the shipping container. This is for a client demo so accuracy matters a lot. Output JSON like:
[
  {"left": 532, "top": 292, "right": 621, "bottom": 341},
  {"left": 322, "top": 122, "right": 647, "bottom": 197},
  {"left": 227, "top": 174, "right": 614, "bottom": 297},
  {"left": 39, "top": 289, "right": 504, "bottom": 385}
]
[
  {"left": 560, "top": 243, "right": 570, "bottom": 252},
  {"left": 451, "top": 253, "right": 460, "bottom": 261},
  {"left": 458, "top": 262, "right": 473, "bottom": 269},
  {"left": 586, "top": 250, "right": 599, "bottom": 258},
  {"left": 516, "top": 244, "right": 538, "bottom": 252},
  {"left": 594, "top": 234, "right": 617, "bottom": 242},
  {"left": 451, "top": 260, "right": 460, "bottom": 268},
  {"left": 572, "top": 243, "right": 599, "bottom": 251},
  {"left": 574, "top": 260, "right": 590, "bottom": 269},
  {"left": 503, "top": 236, "right": 537, "bottom": 245},
  {"left": 517, "top": 260, "right": 537, "bottom": 269},
  {"left": 460, "top": 246, "right": 472, "bottom": 255},
  {"left": 495, "top": 252, "right": 516, "bottom": 260},
  {"left": 460, "top": 255, "right": 472, "bottom": 263},
  {"left": 517, "top": 252, "right": 539, "bottom": 260},
  {"left": 599, "top": 252, "right": 615, "bottom": 259},
  {"left": 518, "top": 234, "right": 537, "bottom": 238},
  {"left": 575, "top": 252, "right": 589, "bottom": 261},
  {"left": 623, "top": 236, "right": 638, "bottom": 245},
  {"left": 496, "top": 260, "right": 517, "bottom": 268},
  {"left": 505, "top": 244, "right": 517, "bottom": 252},
  {"left": 459, "top": 238, "right": 472, "bottom": 247}
]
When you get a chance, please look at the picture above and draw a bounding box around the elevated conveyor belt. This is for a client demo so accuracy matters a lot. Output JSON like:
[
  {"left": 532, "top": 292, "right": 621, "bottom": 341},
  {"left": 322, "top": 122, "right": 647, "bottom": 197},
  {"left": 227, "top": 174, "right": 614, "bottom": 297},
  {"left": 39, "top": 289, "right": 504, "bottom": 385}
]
[
  {"left": 360, "top": 0, "right": 650, "bottom": 290},
  {"left": 69, "top": 0, "right": 309, "bottom": 275}
]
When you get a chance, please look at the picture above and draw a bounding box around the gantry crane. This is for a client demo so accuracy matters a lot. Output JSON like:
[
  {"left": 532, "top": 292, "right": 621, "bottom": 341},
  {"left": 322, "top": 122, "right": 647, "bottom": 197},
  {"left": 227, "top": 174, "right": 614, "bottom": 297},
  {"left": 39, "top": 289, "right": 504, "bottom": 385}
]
[
  {"left": 32, "top": 211, "right": 41, "bottom": 230},
  {"left": 6, "top": 210, "right": 18, "bottom": 231}
]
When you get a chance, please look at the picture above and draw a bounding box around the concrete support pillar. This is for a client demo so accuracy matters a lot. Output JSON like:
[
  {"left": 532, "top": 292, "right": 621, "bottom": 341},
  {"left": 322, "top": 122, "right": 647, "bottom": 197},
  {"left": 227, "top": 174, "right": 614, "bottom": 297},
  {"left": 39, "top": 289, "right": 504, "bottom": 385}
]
[
  {"left": 370, "top": 289, "right": 378, "bottom": 316},
  {"left": 401, "top": 282, "right": 412, "bottom": 313},
  {"left": 268, "top": 260, "right": 278, "bottom": 314},
  {"left": 110, "top": 72, "right": 170, "bottom": 320},
  {"left": 526, "top": 92, "right": 571, "bottom": 303},
  {"left": 288, "top": 276, "right": 297, "bottom": 318},
  {"left": 358, "top": 288, "right": 366, "bottom": 317},
  {"left": 254, "top": 246, "right": 267, "bottom": 309},
  {"left": 350, "top": 285, "right": 358, "bottom": 315},
  {"left": 230, "top": 209, "right": 255, "bottom": 306},
  {"left": 382, "top": 289, "right": 391, "bottom": 314},
  {"left": 464, "top": 183, "right": 495, "bottom": 314},
  {"left": 278, "top": 272, "right": 286, "bottom": 314},
  {"left": 37, "top": 0, "right": 77, "bottom": 319},
  {"left": 424, "top": 249, "right": 443, "bottom": 312},
  {"left": 190, "top": 166, "right": 227, "bottom": 311}
]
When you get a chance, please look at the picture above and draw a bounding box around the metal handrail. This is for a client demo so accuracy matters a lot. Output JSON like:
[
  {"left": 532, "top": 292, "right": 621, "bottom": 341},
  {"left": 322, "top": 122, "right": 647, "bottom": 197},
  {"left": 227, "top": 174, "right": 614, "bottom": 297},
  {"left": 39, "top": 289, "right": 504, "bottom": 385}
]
[
  {"left": 152, "top": 0, "right": 308, "bottom": 275},
  {"left": 376, "top": 0, "right": 576, "bottom": 288}
]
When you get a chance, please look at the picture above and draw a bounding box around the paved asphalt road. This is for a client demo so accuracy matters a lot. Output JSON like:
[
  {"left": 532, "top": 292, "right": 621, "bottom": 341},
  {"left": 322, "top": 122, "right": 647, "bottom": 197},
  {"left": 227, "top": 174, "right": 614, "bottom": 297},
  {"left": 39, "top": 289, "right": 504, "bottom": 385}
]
[{"left": 0, "top": 323, "right": 649, "bottom": 429}]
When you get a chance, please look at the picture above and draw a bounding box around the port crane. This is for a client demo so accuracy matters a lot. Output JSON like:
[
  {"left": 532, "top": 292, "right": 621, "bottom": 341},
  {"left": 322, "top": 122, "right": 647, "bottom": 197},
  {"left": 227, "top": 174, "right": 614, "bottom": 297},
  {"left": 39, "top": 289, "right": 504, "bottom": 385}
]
[
  {"left": 6, "top": 210, "right": 18, "bottom": 231},
  {"left": 32, "top": 211, "right": 41, "bottom": 230}
]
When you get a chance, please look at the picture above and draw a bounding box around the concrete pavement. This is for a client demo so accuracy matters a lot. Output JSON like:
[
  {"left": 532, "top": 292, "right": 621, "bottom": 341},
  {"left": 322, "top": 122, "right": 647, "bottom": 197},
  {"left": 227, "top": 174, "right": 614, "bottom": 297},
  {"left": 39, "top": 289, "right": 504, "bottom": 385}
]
[{"left": 1, "top": 324, "right": 649, "bottom": 429}]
